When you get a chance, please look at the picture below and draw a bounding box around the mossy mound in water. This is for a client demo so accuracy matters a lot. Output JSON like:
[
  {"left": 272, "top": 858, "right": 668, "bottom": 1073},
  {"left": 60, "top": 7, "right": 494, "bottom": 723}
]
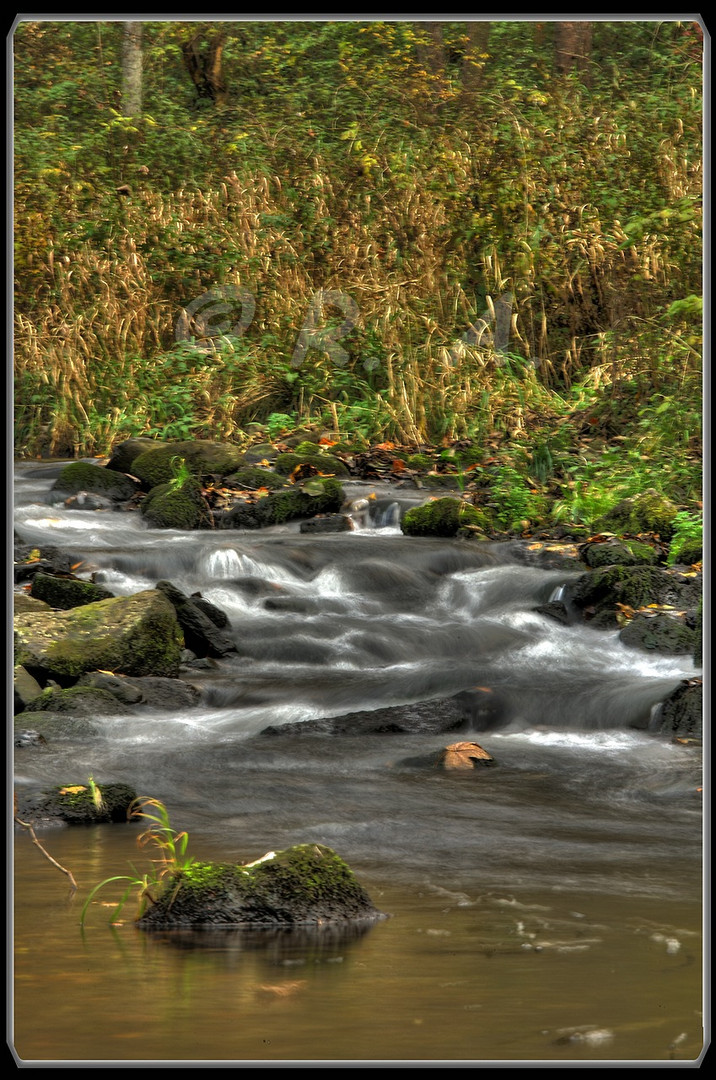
[
  {"left": 221, "top": 478, "right": 345, "bottom": 529},
  {"left": 131, "top": 440, "right": 245, "bottom": 490},
  {"left": 14, "top": 589, "right": 184, "bottom": 680},
  {"left": 401, "top": 497, "right": 488, "bottom": 538},
  {"left": 274, "top": 448, "right": 350, "bottom": 478},
  {"left": 140, "top": 479, "right": 209, "bottom": 530},
  {"left": 226, "top": 465, "right": 290, "bottom": 490},
  {"left": 51, "top": 461, "right": 138, "bottom": 501},
  {"left": 592, "top": 489, "right": 679, "bottom": 541},
  {"left": 30, "top": 572, "right": 115, "bottom": 610},
  {"left": 137, "top": 844, "right": 384, "bottom": 929}
]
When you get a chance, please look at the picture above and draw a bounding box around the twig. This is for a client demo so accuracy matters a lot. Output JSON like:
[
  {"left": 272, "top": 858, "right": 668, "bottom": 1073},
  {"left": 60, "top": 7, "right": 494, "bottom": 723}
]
[{"left": 14, "top": 815, "right": 79, "bottom": 893}]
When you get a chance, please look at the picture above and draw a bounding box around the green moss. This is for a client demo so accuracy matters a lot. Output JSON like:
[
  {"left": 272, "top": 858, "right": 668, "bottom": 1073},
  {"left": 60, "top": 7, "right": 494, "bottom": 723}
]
[
  {"left": 52, "top": 461, "right": 138, "bottom": 500},
  {"left": 274, "top": 450, "right": 350, "bottom": 478},
  {"left": 227, "top": 466, "right": 290, "bottom": 490},
  {"left": 31, "top": 572, "right": 115, "bottom": 610},
  {"left": 22, "top": 685, "right": 126, "bottom": 715},
  {"left": 132, "top": 440, "right": 245, "bottom": 489},
  {"left": 401, "top": 498, "right": 488, "bottom": 538},
  {"left": 14, "top": 590, "right": 184, "bottom": 679},
  {"left": 254, "top": 477, "right": 345, "bottom": 526},
  {"left": 592, "top": 489, "right": 679, "bottom": 541},
  {"left": 406, "top": 453, "right": 434, "bottom": 471},
  {"left": 140, "top": 480, "right": 209, "bottom": 530}
]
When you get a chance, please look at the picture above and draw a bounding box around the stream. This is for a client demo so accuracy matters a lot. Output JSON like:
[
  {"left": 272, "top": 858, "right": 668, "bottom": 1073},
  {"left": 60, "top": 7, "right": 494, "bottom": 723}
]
[{"left": 11, "top": 461, "right": 705, "bottom": 1066}]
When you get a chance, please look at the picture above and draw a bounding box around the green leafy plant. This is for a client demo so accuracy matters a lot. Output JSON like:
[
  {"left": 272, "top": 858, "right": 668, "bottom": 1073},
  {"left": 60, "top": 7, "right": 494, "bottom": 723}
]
[
  {"left": 667, "top": 510, "right": 703, "bottom": 566},
  {"left": 80, "top": 798, "right": 195, "bottom": 926}
]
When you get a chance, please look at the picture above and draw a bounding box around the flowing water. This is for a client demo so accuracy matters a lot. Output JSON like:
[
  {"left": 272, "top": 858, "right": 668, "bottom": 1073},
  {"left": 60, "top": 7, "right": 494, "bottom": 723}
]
[{"left": 11, "top": 462, "right": 706, "bottom": 1066}]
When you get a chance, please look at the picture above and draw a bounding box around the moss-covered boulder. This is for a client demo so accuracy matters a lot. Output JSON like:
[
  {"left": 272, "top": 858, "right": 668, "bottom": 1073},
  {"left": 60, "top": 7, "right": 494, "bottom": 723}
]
[
  {"left": 274, "top": 448, "right": 350, "bottom": 478},
  {"left": 225, "top": 465, "right": 290, "bottom": 491},
  {"left": 670, "top": 535, "right": 703, "bottom": 566},
  {"left": 21, "top": 781, "right": 138, "bottom": 825},
  {"left": 140, "top": 478, "right": 210, "bottom": 530},
  {"left": 592, "top": 490, "right": 679, "bottom": 541},
  {"left": 619, "top": 613, "right": 697, "bottom": 655},
  {"left": 580, "top": 538, "right": 659, "bottom": 568},
  {"left": 221, "top": 478, "right": 345, "bottom": 529},
  {"left": 651, "top": 679, "right": 703, "bottom": 739},
  {"left": 50, "top": 461, "right": 139, "bottom": 502},
  {"left": 568, "top": 565, "right": 703, "bottom": 629},
  {"left": 131, "top": 440, "right": 245, "bottom": 490},
  {"left": 13, "top": 593, "right": 51, "bottom": 614},
  {"left": 21, "top": 685, "right": 129, "bottom": 717},
  {"left": 30, "top": 572, "right": 115, "bottom": 610},
  {"left": 401, "top": 497, "right": 488, "bottom": 538},
  {"left": 136, "top": 844, "right": 384, "bottom": 929},
  {"left": 105, "top": 437, "right": 159, "bottom": 474},
  {"left": 14, "top": 590, "right": 184, "bottom": 681}
]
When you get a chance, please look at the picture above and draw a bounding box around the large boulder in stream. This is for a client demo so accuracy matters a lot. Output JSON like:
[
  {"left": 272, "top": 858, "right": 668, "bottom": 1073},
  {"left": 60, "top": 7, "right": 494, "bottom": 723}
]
[
  {"left": 30, "top": 572, "right": 115, "bottom": 610},
  {"left": 567, "top": 565, "right": 702, "bottom": 630},
  {"left": 221, "top": 477, "right": 345, "bottom": 529},
  {"left": 131, "top": 440, "right": 246, "bottom": 490},
  {"left": 140, "top": 478, "right": 211, "bottom": 530},
  {"left": 155, "top": 581, "right": 236, "bottom": 658},
  {"left": 13, "top": 589, "right": 184, "bottom": 681},
  {"left": 136, "top": 844, "right": 385, "bottom": 930},
  {"left": 50, "top": 461, "right": 139, "bottom": 502},
  {"left": 401, "top": 497, "right": 488, "bottom": 538}
]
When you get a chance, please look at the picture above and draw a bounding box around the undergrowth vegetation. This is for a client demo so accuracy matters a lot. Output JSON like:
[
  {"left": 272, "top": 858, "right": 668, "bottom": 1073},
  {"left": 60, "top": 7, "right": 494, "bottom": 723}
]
[{"left": 13, "top": 19, "right": 703, "bottom": 525}]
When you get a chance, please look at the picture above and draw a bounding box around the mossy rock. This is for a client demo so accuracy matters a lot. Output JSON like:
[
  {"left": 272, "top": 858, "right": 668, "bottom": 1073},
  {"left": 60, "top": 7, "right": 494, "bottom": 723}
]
[
  {"left": 105, "top": 437, "right": 159, "bottom": 474},
  {"left": 651, "top": 680, "right": 703, "bottom": 739},
  {"left": 274, "top": 450, "right": 350, "bottom": 478},
  {"left": 14, "top": 589, "right": 184, "bottom": 680},
  {"left": 580, "top": 538, "right": 659, "bottom": 569},
  {"left": 241, "top": 443, "right": 280, "bottom": 465},
  {"left": 670, "top": 536, "right": 703, "bottom": 566},
  {"left": 14, "top": 593, "right": 52, "bottom": 614},
  {"left": 592, "top": 490, "right": 679, "bottom": 541},
  {"left": 226, "top": 466, "right": 290, "bottom": 491},
  {"left": 221, "top": 478, "right": 345, "bottom": 529},
  {"left": 21, "top": 685, "right": 129, "bottom": 716},
  {"left": 619, "top": 613, "right": 696, "bottom": 655},
  {"left": 34, "top": 781, "right": 138, "bottom": 825},
  {"left": 569, "top": 565, "right": 703, "bottom": 629},
  {"left": 51, "top": 461, "right": 139, "bottom": 501},
  {"left": 30, "top": 572, "right": 115, "bottom": 610},
  {"left": 420, "top": 473, "right": 463, "bottom": 490},
  {"left": 136, "top": 844, "right": 384, "bottom": 929},
  {"left": 131, "top": 440, "right": 246, "bottom": 490},
  {"left": 401, "top": 498, "right": 489, "bottom": 538},
  {"left": 406, "top": 453, "right": 435, "bottom": 471},
  {"left": 140, "top": 479, "right": 209, "bottom": 530}
]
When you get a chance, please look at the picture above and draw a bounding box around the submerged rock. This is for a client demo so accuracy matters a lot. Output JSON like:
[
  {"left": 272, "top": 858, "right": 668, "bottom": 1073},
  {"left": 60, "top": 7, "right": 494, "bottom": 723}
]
[
  {"left": 619, "top": 612, "right": 696, "bottom": 655},
  {"left": 136, "top": 844, "right": 385, "bottom": 929}
]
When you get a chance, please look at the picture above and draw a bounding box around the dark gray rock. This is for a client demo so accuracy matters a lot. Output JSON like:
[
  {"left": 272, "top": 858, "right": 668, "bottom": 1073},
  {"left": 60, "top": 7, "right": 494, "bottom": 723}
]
[{"left": 155, "top": 580, "right": 236, "bottom": 658}]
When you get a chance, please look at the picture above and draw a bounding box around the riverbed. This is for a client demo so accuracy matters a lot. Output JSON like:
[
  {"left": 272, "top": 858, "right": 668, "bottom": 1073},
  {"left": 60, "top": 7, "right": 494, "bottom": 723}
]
[{"left": 11, "top": 461, "right": 706, "bottom": 1066}]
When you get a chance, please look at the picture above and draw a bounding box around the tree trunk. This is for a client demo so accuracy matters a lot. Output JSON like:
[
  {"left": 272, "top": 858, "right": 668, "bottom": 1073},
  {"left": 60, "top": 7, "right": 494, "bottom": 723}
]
[
  {"left": 417, "top": 21, "right": 447, "bottom": 76},
  {"left": 182, "top": 30, "right": 229, "bottom": 104},
  {"left": 462, "top": 21, "right": 490, "bottom": 95},
  {"left": 121, "top": 21, "right": 143, "bottom": 117},
  {"left": 554, "top": 21, "right": 593, "bottom": 82}
]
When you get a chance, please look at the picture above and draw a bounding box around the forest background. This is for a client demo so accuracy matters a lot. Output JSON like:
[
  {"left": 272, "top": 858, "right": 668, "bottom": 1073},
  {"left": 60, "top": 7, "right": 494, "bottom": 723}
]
[{"left": 12, "top": 18, "right": 704, "bottom": 536}]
